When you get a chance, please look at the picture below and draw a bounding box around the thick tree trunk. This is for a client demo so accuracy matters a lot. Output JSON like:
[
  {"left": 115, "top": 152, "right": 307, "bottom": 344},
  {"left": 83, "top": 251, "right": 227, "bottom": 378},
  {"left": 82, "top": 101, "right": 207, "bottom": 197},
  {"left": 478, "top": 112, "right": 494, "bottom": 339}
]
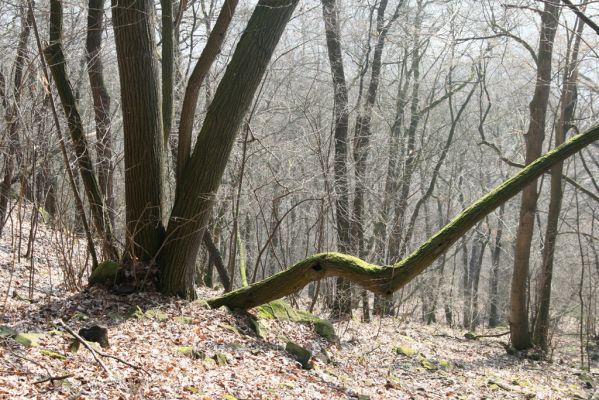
[
  {"left": 533, "top": 15, "right": 582, "bottom": 351},
  {"left": 209, "top": 123, "right": 599, "bottom": 309},
  {"left": 321, "top": 0, "right": 352, "bottom": 319},
  {"left": 158, "top": 0, "right": 300, "bottom": 299},
  {"left": 112, "top": 0, "right": 166, "bottom": 263},
  {"left": 510, "top": 1, "right": 559, "bottom": 351}
]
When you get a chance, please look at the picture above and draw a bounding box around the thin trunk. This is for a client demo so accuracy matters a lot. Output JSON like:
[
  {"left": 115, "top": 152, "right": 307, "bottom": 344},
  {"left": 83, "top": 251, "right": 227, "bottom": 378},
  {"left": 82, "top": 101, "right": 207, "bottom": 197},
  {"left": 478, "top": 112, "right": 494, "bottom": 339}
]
[
  {"left": 86, "top": 0, "right": 115, "bottom": 226},
  {"left": 0, "top": 4, "right": 31, "bottom": 237},
  {"left": 46, "top": 0, "right": 118, "bottom": 261},
  {"left": 510, "top": 0, "right": 560, "bottom": 351},
  {"left": 489, "top": 203, "right": 505, "bottom": 328},
  {"left": 533, "top": 11, "right": 583, "bottom": 350},
  {"left": 321, "top": 0, "right": 352, "bottom": 319}
]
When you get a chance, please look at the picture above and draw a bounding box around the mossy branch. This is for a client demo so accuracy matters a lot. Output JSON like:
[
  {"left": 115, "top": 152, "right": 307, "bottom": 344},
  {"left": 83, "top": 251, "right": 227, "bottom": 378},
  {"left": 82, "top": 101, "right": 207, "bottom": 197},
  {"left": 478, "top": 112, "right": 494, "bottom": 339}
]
[{"left": 208, "top": 124, "right": 599, "bottom": 310}]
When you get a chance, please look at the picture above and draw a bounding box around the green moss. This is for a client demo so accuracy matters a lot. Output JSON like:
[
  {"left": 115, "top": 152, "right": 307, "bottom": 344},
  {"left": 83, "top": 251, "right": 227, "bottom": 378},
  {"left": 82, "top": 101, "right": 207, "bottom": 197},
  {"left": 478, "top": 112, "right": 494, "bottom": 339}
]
[
  {"left": 15, "top": 332, "right": 43, "bottom": 347},
  {"left": 89, "top": 261, "right": 122, "bottom": 285},
  {"left": 174, "top": 316, "right": 194, "bottom": 324},
  {"left": 145, "top": 308, "right": 169, "bottom": 322},
  {"left": 395, "top": 345, "right": 418, "bottom": 357},
  {"left": 177, "top": 346, "right": 205, "bottom": 360},
  {"left": 285, "top": 341, "right": 312, "bottom": 369},
  {"left": 255, "top": 300, "right": 336, "bottom": 340},
  {"left": 0, "top": 325, "right": 17, "bottom": 338},
  {"left": 313, "top": 320, "right": 335, "bottom": 340},
  {"left": 40, "top": 349, "right": 67, "bottom": 360}
]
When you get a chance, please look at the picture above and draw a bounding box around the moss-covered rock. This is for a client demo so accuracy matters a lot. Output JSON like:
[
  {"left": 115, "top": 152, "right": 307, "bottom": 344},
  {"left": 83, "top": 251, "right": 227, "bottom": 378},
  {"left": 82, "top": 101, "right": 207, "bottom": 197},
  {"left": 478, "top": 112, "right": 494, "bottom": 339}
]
[
  {"left": 395, "top": 345, "right": 418, "bottom": 357},
  {"left": 174, "top": 316, "right": 194, "bottom": 325},
  {"left": 0, "top": 325, "right": 17, "bottom": 338},
  {"left": 213, "top": 352, "right": 229, "bottom": 366},
  {"left": 285, "top": 341, "right": 312, "bottom": 369},
  {"left": 177, "top": 346, "right": 205, "bottom": 360},
  {"left": 15, "top": 332, "right": 43, "bottom": 347},
  {"left": 89, "top": 261, "right": 122, "bottom": 286},
  {"left": 255, "top": 300, "right": 336, "bottom": 340},
  {"left": 145, "top": 308, "right": 169, "bottom": 322}
]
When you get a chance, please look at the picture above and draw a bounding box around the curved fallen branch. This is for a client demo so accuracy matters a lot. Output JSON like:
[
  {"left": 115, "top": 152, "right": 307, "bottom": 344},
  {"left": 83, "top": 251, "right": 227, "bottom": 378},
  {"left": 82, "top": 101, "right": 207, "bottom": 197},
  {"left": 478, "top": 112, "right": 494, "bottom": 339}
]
[{"left": 208, "top": 124, "right": 599, "bottom": 310}]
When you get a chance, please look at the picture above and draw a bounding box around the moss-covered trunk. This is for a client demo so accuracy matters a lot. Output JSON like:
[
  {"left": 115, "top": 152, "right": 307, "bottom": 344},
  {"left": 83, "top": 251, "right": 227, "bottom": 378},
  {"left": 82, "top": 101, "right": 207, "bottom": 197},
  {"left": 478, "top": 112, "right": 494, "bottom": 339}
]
[{"left": 208, "top": 123, "right": 599, "bottom": 309}]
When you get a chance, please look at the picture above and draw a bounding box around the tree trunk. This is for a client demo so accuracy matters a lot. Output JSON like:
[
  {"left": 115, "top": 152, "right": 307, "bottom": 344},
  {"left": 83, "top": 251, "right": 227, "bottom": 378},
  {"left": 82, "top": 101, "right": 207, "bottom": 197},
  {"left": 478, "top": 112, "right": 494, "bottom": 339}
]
[
  {"left": 209, "top": 122, "right": 599, "bottom": 309},
  {"left": 533, "top": 13, "right": 582, "bottom": 351},
  {"left": 488, "top": 203, "right": 505, "bottom": 328},
  {"left": 510, "top": 0, "right": 560, "bottom": 351},
  {"left": 46, "top": 0, "right": 118, "bottom": 261},
  {"left": 0, "top": 3, "right": 31, "bottom": 237},
  {"left": 158, "top": 0, "right": 300, "bottom": 299},
  {"left": 86, "top": 0, "right": 115, "bottom": 227},
  {"left": 321, "top": 0, "right": 352, "bottom": 319}
]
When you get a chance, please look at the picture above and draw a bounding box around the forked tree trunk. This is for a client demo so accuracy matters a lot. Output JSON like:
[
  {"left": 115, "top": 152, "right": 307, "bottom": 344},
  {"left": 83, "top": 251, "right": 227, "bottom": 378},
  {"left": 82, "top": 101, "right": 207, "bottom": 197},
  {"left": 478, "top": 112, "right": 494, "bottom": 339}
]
[
  {"left": 158, "top": 0, "right": 300, "bottom": 299},
  {"left": 208, "top": 123, "right": 599, "bottom": 309},
  {"left": 510, "top": 1, "right": 560, "bottom": 351}
]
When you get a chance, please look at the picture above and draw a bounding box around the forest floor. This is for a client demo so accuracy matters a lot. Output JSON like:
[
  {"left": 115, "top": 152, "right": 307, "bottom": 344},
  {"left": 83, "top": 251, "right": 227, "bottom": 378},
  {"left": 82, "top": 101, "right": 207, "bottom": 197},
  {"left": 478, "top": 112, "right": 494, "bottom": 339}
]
[{"left": 0, "top": 207, "right": 598, "bottom": 399}]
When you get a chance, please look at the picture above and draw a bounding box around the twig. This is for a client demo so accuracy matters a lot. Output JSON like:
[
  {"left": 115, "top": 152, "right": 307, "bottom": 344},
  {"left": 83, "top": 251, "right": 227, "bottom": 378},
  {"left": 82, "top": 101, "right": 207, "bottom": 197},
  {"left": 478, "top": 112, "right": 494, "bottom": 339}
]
[
  {"left": 9, "top": 348, "right": 71, "bottom": 385},
  {"left": 475, "top": 331, "right": 510, "bottom": 339},
  {"left": 56, "top": 320, "right": 111, "bottom": 377},
  {"left": 56, "top": 319, "right": 147, "bottom": 374},
  {"left": 33, "top": 374, "right": 74, "bottom": 385}
]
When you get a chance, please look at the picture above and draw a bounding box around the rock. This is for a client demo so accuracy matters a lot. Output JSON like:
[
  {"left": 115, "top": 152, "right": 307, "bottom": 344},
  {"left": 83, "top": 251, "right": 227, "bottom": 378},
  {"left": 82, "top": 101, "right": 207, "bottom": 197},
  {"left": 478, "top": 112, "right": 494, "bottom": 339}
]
[
  {"left": 313, "top": 319, "right": 336, "bottom": 340},
  {"left": 174, "top": 316, "right": 194, "bottom": 324},
  {"left": 464, "top": 331, "right": 478, "bottom": 340},
  {"left": 248, "top": 316, "right": 268, "bottom": 339},
  {"left": 256, "top": 300, "right": 336, "bottom": 341},
  {"left": 145, "top": 308, "right": 169, "bottom": 322},
  {"left": 79, "top": 325, "right": 110, "bottom": 348},
  {"left": 89, "top": 261, "right": 122, "bottom": 286},
  {"left": 213, "top": 352, "right": 229, "bottom": 366},
  {"left": 0, "top": 325, "right": 17, "bottom": 338},
  {"left": 15, "top": 332, "right": 43, "bottom": 347},
  {"left": 285, "top": 341, "right": 312, "bottom": 369},
  {"left": 177, "top": 346, "right": 205, "bottom": 360},
  {"left": 395, "top": 345, "right": 418, "bottom": 357}
]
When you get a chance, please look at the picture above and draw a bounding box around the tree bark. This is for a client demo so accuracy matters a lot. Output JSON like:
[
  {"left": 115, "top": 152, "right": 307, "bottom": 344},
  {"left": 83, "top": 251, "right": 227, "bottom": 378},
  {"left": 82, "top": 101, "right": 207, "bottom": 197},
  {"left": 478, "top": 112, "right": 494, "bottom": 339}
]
[
  {"left": 321, "top": 0, "right": 352, "bottom": 319},
  {"left": 533, "top": 12, "right": 583, "bottom": 351},
  {"left": 209, "top": 123, "right": 599, "bottom": 309},
  {"left": 0, "top": 3, "right": 31, "bottom": 236},
  {"left": 46, "top": 0, "right": 119, "bottom": 261},
  {"left": 176, "top": 0, "right": 239, "bottom": 182},
  {"left": 158, "top": 0, "right": 300, "bottom": 299},
  {"left": 112, "top": 0, "right": 166, "bottom": 263},
  {"left": 510, "top": 0, "right": 560, "bottom": 351},
  {"left": 86, "top": 0, "right": 115, "bottom": 227}
]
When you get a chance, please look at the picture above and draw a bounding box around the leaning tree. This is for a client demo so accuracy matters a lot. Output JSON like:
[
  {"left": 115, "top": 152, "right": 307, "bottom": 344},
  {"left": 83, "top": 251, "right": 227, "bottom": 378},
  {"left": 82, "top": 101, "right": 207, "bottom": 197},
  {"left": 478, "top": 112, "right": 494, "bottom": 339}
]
[{"left": 39, "top": 0, "right": 599, "bottom": 309}]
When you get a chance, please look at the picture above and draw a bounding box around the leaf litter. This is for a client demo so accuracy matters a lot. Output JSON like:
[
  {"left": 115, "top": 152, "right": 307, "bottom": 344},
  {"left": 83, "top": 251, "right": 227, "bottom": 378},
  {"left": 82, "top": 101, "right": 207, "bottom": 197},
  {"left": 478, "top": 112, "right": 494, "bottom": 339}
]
[{"left": 0, "top": 206, "right": 597, "bottom": 399}]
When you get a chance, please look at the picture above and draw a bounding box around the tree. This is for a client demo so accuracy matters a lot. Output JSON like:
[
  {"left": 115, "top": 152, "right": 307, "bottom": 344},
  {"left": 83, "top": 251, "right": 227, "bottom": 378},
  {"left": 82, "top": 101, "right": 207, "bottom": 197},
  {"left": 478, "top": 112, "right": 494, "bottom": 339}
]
[
  {"left": 510, "top": 0, "right": 560, "bottom": 351},
  {"left": 533, "top": 10, "right": 584, "bottom": 351}
]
